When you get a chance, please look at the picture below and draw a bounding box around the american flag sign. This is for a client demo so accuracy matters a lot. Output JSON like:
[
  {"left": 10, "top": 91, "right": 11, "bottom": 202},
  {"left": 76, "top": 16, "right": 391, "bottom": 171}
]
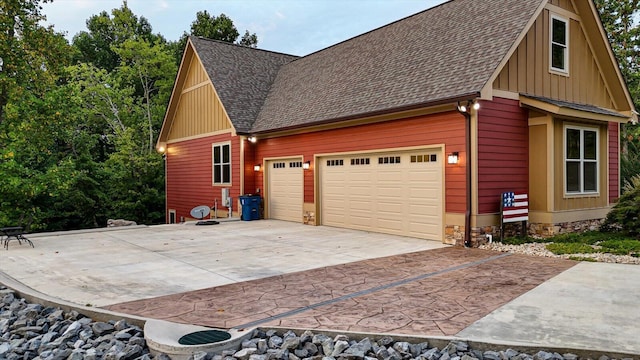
[{"left": 501, "top": 192, "right": 528, "bottom": 223}]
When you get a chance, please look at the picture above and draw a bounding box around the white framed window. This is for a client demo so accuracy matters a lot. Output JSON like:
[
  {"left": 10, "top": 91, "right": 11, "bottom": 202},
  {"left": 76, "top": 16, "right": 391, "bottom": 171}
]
[
  {"left": 212, "top": 142, "right": 231, "bottom": 185},
  {"left": 564, "top": 125, "right": 598, "bottom": 195},
  {"left": 550, "top": 14, "right": 569, "bottom": 74}
]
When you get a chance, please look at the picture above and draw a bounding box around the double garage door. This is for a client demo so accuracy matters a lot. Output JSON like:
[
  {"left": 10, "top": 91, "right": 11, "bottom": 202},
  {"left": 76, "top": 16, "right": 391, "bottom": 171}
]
[{"left": 267, "top": 149, "right": 443, "bottom": 241}]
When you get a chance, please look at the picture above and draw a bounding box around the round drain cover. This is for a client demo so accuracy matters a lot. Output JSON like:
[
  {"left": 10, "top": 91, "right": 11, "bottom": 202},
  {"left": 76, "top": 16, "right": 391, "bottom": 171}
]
[{"left": 178, "top": 330, "right": 231, "bottom": 345}]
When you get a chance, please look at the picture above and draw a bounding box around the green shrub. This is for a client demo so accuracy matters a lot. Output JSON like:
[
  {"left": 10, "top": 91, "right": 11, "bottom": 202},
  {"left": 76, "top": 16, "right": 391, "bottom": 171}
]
[
  {"left": 599, "top": 239, "right": 640, "bottom": 255},
  {"left": 601, "top": 174, "right": 640, "bottom": 238},
  {"left": 546, "top": 243, "right": 597, "bottom": 255}
]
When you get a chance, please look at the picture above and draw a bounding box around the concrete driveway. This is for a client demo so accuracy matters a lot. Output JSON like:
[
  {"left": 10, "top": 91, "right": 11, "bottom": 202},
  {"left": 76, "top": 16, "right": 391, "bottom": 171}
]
[
  {"left": 0, "top": 220, "right": 445, "bottom": 307},
  {"left": 1, "top": 220, "right": 639, "bottom": 355}
]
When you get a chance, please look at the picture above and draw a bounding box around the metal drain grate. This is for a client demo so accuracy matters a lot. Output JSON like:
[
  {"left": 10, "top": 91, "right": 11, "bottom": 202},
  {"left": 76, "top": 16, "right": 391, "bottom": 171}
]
[{"left": 178, "top": 330, "right": 231, "bottom": 345}]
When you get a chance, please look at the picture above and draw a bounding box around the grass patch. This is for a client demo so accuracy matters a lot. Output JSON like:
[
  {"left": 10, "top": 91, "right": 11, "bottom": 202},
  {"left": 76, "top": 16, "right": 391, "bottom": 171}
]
[
  {"left": 568, "top": 256, "right": 597, "bottom": 262},
  {"left": 598, "top": 239, "right": 640, "bottom": 255},
  {"left": 546, "top": 242, "right": 597, "bottom": 255},
  {"left": 502, "top": 236, "right": 540, "bottom": 245}
]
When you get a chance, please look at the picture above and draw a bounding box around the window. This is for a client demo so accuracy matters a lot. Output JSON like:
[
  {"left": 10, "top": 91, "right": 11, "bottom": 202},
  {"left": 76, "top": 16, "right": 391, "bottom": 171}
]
[
  {"left": 378, "top": 156, "right": 401, "bottom": 164},
  {"left": 213, "top": 143, "right": 231, "bottom": 184},
  {"left": 273, "top": 162, "right": 286, "bottom": 169},
  {"left": 326, "top": 159, "right": 344, "bottom": 167},
  {"left": 411, "top": 154, "right": 438, "bottom": 163},
  {"left": 289, "top": 161, "right": 303, "bottom": 168},
  {"left": 550, "top": 15, "right": 568, "bottom": 73},
  {"left": 350, "top": 158, "right": 370, "bottom": 166},
  {"left": 565, "top": 125, "right": 598, "bottom": 194}
]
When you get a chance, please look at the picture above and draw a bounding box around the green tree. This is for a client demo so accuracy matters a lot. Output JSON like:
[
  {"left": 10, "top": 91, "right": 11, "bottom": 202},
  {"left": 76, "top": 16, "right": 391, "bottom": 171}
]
[
  {"left": 595, "top": 0, "right": 640, "bottom": 186},
  {"left": 0, "top": 0, "right": 68, "bottom": 126},
  {"left": 171, "top": 11, "right": 258, "bottom": 62},
  {"left": 71, "top": 0, "right": 162, "bottom": 71}
]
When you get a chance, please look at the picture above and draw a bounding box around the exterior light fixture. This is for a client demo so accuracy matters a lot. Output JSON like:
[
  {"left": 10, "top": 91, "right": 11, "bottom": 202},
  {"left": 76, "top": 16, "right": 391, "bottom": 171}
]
[
  {"left": 254, "top": 164, "right": 261, "bottom": 171},
  {"left": 457, "top": 100, "right": 480, "bottom": 113},
  {"left": 248, "top": 136, "right": 257, "bottom": 143},
  {"left": 303, "top": 161, "right": 311, "bottom": 170},
  {"left": 157, "top": 145, "right": 166, "bottom": 154},
  {"left": 447, "top": 152, "right": 459, "bottom": 164}
]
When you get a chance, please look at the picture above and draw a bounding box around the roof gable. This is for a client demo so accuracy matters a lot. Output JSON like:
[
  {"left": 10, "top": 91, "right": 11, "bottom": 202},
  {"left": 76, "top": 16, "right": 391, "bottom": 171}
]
[
  {"left": 250, "top": 0, "right": 546, "bottom": 133},
  {"left": 190, "top": 37, "right": 298, "bottom": 133}
]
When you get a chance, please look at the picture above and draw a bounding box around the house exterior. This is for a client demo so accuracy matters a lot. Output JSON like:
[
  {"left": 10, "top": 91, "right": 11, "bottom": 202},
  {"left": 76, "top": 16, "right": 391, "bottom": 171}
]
[{"left": 157, "top": 0, "right": 637, "bottom": 246}]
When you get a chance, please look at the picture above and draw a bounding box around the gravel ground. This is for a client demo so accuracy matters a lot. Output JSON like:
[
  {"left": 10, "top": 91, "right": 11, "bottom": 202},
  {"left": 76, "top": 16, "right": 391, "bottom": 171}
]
[{"left": 479, "top": 242, "right": 640, "bottom": 265}]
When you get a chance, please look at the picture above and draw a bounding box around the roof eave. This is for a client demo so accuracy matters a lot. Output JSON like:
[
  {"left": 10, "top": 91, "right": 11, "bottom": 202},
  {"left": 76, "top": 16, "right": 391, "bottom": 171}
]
[{"left": 248, "top": 92, "right": 481, "bottom": 136}]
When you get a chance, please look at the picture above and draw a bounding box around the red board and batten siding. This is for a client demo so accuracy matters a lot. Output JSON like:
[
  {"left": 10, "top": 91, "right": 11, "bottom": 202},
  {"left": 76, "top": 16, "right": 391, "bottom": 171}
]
[
  {"left": 477, "top": 98, "right": 529, "bottom": 214},
  {"left": 252, "top": 111, "right": 467, "bottom": 213},
  {"left": 166, "top": 134, "right": 241, "bottom": 221},
  {"left": 609, "top": 122, "right": 619, "bottom": 202}
]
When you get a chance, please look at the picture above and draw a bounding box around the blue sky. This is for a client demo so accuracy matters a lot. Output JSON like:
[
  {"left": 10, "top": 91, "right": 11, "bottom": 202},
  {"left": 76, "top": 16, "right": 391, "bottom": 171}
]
[{"left": 41, "top": 0, "right": 446, "bottom": 56}]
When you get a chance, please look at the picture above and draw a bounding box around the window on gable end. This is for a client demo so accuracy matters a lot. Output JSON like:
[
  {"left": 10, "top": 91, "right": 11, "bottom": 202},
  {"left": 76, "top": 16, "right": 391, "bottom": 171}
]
[{"left": 550, "top": 15, "right": 569, "bottom": 74}]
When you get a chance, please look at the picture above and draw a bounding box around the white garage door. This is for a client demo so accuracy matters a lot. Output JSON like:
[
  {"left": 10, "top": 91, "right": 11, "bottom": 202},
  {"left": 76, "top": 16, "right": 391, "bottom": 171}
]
[
  {"left": 320, "top": 150, "right": 443, "bottom": 240},
  {"left": 267, "top": 159, "right": 303, "bottom": 222}
]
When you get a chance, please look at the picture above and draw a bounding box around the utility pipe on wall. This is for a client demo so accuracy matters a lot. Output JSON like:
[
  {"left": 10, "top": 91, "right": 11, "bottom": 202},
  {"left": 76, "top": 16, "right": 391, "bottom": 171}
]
[{"left": 456, "top": 99, "right": 479, "bottom": 247}]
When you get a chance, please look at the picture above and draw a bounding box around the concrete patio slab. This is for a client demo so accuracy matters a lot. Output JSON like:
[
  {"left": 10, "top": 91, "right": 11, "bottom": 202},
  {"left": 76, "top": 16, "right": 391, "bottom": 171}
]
[{"left": 457, "top": 262, "right": 640, "bottom": 354}]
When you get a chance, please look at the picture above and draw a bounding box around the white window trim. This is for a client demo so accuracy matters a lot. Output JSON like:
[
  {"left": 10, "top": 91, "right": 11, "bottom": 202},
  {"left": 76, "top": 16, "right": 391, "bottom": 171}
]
[
  {"left": 563, "top": 124, "right": 599, "bottom": 196},
  {"left": 550, "top": 14, "right": 569, "bottom": 75},
  {"left": 212, "top": 141, "right": 232, "bottom": 185}
]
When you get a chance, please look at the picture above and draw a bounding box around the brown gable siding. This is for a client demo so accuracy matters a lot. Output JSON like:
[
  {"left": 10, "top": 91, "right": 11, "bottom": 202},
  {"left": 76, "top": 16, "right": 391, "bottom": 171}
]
[
  {"left": 549, "top": 0, "right": 575, "bottom": 12},
  {"left": 477, "top": 98, "right": 529, "bottom": 214},
  {"left": 168, "top": 53, "right": 232, "bottom": 141},
  {"left": 493, "top": 8, "right": 615, "bottom": 109},
  {"left": 190, "top": 37, "right": 298, "bottom": 134},
  {"left": 251, "top": 0, "right": 545, "bottom": 133}
]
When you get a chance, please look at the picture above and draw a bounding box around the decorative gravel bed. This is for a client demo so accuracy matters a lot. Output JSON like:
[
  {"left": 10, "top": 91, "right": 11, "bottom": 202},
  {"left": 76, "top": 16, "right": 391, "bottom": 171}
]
[
  {"left": 2, "top": 285, "right": 637, "bottom": 360},
  {"left": 479, "top": 242, "right": 640, "bottom": 265}
]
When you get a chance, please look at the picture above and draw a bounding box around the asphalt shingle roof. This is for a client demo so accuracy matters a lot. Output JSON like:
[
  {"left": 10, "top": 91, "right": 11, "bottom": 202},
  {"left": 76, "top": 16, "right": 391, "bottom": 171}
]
[
  {"left": 190, "top": 37, "right": 298, "bottom": 133},
  {"left": 190, "top": 0, "right": 546, "bottom": 134}
]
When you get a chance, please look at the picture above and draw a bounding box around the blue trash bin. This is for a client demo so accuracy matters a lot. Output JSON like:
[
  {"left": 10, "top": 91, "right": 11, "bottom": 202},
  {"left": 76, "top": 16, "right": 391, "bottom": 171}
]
[{"left": 239, "top": 195, "right": 260, "bottom": 221}]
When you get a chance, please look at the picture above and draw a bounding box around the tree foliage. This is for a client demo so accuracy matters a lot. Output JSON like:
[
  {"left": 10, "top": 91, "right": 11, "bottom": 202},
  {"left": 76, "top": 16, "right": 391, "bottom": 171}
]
[
  {"left": 171, "top": 10, "right": 258, "bottom": 62},
  {"left": 1, "top": 0, "right": 257, "bottom": 231},
  {"left": 595, "top": 0, "right": 640, "bottom": 186}
]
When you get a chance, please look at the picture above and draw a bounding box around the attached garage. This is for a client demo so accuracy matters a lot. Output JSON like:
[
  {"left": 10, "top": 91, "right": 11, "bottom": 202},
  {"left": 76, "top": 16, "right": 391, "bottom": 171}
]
[
  {"left": 267, "top": 158, "right": 304, "bottom": 222},
  {"left": 319, "top": 149, "right": 443, "bottom": 240}
]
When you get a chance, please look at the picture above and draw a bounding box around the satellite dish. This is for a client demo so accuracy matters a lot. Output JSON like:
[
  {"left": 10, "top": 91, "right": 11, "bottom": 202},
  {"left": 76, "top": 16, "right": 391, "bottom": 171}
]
[{"left": 190, "top": 205, "right": 211, "bottom": 219}]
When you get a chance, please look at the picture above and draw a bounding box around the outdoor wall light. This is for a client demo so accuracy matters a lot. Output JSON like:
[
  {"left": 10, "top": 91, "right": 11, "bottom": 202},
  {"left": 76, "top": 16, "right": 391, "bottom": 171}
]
[
  {"left": 248, "top": 136, "right": 257, "bottom": 143},
  {"left": 254, "top": 164, "right": 261, "bottom": 171},
  {"left": 457, "top": 100, "right": 480, "bottom": 113},
  {"left": 303, "top": 161, "right": 311, "bottom": 170},
  {"left": 447, "top": 152, "right": 459, "bottom": 164},
  {"left": 157, "top": 145, "right": 166, "bottom": 154}
]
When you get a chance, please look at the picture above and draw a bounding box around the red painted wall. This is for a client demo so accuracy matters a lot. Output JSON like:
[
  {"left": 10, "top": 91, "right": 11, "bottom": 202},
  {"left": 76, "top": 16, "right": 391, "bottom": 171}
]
[
  {"left": 165, "top": 134, "right": 242, "bottom": 221},
  {"left": 609, "top": 122, "right": 619, "bottom": 202},
  {"left": 477, "top": 98, "right": 529, "bottom": 214},
  {"left": 252, "top": 111, "right": 467, "bottom": 213}
]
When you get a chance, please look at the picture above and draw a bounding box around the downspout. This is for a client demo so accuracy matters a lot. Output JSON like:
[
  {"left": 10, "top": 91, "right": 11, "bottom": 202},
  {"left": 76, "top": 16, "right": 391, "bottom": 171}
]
[{"left": 456, "top": 100, "right": 479, "bottom": 247}]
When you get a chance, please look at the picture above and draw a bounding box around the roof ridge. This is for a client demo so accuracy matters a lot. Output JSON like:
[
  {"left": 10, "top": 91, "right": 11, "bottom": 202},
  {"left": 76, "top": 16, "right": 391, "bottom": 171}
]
[
  {"left": 190, "top": 36, "right": 299, "bottom": 59},
  {"left": 290, "top": 0, "right": 454, "bottom": 61}
]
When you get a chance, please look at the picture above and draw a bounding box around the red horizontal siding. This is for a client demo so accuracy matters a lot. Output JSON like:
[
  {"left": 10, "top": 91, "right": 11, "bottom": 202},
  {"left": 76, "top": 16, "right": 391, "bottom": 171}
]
[
  {"left": 609, "top": 122, "right": 619, "bottom": 202},
  {"left": 166, "top": 134, "right": 242, "bottom": 222},
  {"left": 254, "top": 111, "right": 467, "bottom": 213},
  {"left": 477, "top": 98, "right": 529, "bottom": 214}
]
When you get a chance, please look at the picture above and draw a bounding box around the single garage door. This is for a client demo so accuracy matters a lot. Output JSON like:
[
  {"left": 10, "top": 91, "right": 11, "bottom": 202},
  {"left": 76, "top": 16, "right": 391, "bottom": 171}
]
[
  {"left": 267, "top": 159, "right": 303, "bottom": 222},
  {"left": 320, "top": 149, "right": 443, "bottom": 240}
]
